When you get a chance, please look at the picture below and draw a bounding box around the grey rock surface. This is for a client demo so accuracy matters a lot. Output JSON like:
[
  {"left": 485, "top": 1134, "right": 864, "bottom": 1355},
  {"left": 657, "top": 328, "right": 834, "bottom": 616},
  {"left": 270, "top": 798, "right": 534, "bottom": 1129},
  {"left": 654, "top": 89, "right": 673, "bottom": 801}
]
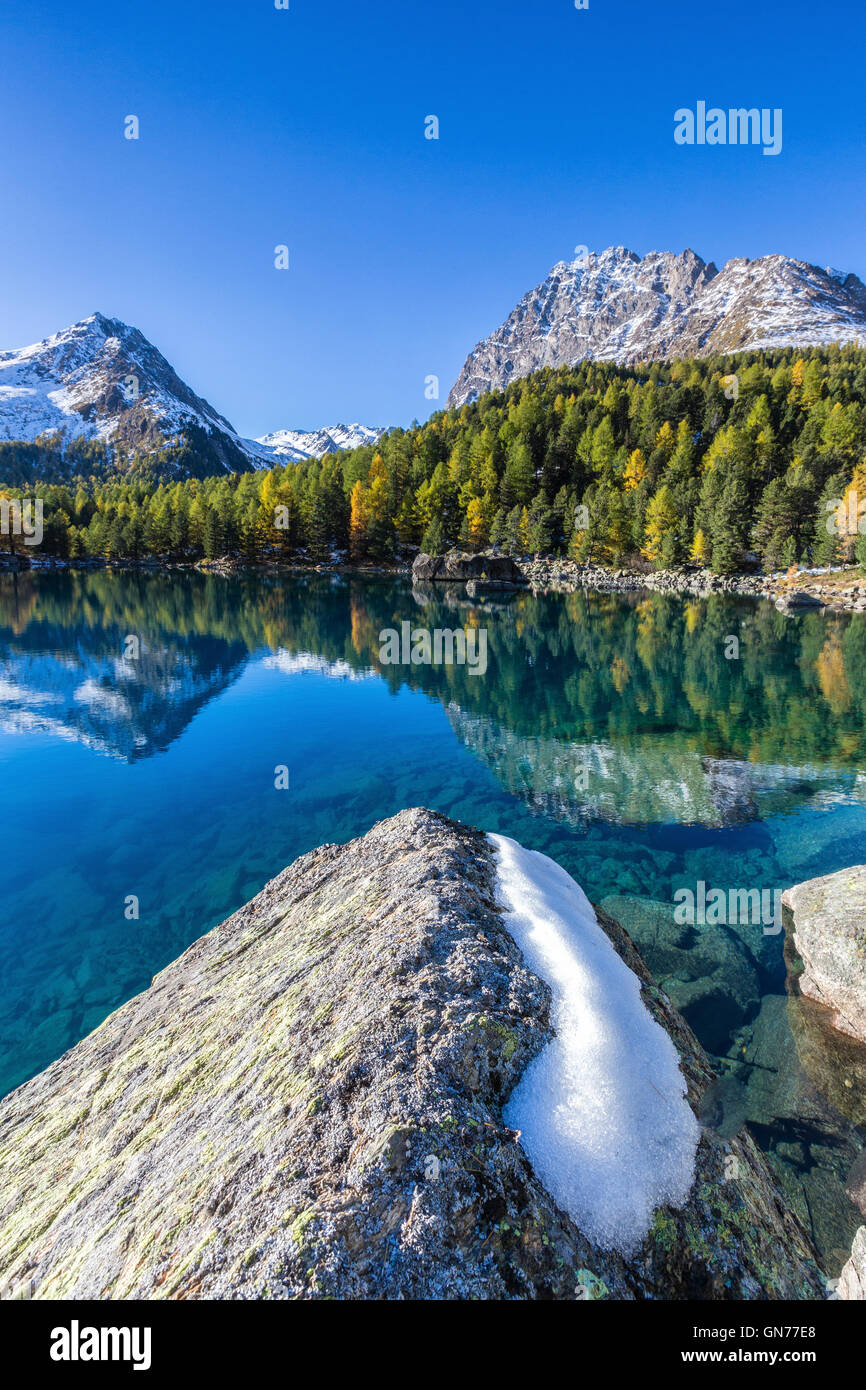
[
  {"left": 0, "top": 810, "right": 826, "bottom": 1300},
  {"left": 783, "top": 867, "right": 866, "bottom": 1042},
  {"left": 514, "top": 557, "right": 866, "bottom": 614},
  {"left": 412, "top": 550, "right": 524, "bottom": 583},
  {"left": 838, "top": 1227, "right": 866, "bottom": 1299},
  {"left": 775, "top": 592, "right": 825, "bottom": 612},
  {"left": 448, "top": 246, "right": 866, "bottom": 406}
]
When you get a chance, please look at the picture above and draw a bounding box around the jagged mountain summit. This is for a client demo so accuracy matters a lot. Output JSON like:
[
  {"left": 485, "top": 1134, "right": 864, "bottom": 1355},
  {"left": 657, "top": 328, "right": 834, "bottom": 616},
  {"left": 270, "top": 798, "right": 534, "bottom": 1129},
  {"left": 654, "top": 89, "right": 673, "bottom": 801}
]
[
  {"left": 447, "top": 246, "right": 866, "bottom": 407},
  {"left": 0, "top": 313, "right": 380, "bottom": 477},
  {"left": 254, "top": 422, "right": 382, "bottom": 461}
]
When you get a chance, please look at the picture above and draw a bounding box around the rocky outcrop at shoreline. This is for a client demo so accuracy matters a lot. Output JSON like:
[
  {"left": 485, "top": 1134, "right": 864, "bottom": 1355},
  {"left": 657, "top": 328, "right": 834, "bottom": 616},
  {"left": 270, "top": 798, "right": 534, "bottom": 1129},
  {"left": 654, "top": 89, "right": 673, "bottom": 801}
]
[
  {"left": 407, "top": 552, "right": 866, "bottom": 613},
  {"left": 0, "top": 810, "right": 826, "bottom": 1300},
  {"left": 518, "top": 557, "right": 866, "bottom": 612},
  {"left": 783, "top": 867, "right": 866, "bottom": 1045},
  {"left": 412, "top": 550, "right": 524, "bottom": 584},
  {"left": 10, "top": 549, "right": 866, "bottom": 612},
  {"left": 839, "top": 1227, "right": 866, "bottom": 1299}
]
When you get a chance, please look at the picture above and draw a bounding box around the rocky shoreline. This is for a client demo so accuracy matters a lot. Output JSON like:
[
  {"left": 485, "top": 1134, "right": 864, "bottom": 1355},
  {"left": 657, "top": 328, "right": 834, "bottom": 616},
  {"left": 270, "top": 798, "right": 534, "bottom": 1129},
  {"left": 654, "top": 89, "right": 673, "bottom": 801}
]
[
  {"left": 518, "top": 556, "right": 866, "bottom": 614},
  {"left": 410, "top": 550, "right": 866, "bottom": 614},
  {"left": 0, "top": 810, "right": 835, "bottom": 1301},
  {"left": 5, "top": 547, "right": 866, "bottom": 614}
]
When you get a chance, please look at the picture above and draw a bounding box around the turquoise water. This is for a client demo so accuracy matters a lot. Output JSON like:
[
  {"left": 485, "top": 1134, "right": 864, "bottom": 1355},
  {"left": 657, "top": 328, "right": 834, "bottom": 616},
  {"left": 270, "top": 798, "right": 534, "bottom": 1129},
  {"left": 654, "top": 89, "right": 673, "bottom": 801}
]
[{"left": 2, "top": 567, "right": 865, "bottom": 1267}]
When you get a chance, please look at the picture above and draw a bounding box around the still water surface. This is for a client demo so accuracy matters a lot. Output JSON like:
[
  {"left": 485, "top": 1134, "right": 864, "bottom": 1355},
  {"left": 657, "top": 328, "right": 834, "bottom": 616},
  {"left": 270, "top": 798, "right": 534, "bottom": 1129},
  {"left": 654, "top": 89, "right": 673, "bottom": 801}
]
[{"left": 2, "top": 569, "right": 865, "bottom": 1268}]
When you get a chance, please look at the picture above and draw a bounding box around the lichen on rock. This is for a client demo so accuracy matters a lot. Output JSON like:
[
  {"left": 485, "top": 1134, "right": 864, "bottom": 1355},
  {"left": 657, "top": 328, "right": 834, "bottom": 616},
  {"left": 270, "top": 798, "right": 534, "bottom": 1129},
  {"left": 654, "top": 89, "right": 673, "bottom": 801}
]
[
  {"left": 838, "top": 1226, "right": 866, "bottom": 1300},
  {"left": 783, "top": 866, "right": 866, "bottom": 1043},
  {"left": 0, "top": 810, "right": 826, "bottom": 1300}
]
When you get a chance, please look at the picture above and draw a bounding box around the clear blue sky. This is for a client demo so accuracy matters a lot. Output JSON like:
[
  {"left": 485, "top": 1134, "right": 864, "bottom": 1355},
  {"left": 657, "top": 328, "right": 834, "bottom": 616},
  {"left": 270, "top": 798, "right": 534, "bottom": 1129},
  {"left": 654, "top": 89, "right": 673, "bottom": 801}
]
[{"left": 1, "top": 0, "right": 864, "bottom": 436}]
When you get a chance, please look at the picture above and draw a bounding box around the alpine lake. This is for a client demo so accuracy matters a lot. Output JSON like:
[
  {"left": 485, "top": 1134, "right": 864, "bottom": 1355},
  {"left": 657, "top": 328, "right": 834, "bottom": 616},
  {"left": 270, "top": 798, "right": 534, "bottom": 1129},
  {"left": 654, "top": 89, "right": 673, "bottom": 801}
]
[{"left": 2, "top": 566, "right": 865, "bottom": 1276}]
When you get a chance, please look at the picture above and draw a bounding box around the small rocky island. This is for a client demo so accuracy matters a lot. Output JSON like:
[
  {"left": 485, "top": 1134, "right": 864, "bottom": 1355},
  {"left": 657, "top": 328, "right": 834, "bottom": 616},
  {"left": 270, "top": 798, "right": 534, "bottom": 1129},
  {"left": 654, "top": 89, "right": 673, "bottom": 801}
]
[{"left": 0, "top": 810, "right": 843, "bottom": 1300}]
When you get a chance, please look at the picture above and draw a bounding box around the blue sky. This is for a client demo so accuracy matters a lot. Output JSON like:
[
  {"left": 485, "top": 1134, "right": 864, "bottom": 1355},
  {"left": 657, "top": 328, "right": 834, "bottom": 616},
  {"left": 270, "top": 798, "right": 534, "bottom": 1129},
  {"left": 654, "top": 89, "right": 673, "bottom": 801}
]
[{"left": 1, "top": 0, "right": 864, "bottom": 436}]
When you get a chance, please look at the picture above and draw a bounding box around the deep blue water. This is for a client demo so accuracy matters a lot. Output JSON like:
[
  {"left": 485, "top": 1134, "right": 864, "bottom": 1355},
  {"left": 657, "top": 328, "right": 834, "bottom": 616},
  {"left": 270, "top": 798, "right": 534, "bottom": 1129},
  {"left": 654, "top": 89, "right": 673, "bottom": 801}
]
[{"left": 1, "top": 567, "right": 865, "bottom": 1264}]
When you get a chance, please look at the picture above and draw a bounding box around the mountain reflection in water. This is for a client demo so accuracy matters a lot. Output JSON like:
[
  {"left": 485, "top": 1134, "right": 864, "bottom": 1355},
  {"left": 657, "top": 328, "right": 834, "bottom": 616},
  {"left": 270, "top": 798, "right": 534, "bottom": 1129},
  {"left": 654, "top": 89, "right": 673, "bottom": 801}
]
[{"left": 1, "top": 567, "right": 865, "bottom": 1267}]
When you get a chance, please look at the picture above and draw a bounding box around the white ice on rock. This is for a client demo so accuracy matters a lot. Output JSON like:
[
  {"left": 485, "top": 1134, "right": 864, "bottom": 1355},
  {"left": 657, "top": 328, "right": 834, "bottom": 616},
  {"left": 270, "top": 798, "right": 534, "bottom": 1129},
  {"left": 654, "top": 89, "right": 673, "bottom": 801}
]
[{"left": 488, "top": 832, "right": 700, "bottom": 1253}]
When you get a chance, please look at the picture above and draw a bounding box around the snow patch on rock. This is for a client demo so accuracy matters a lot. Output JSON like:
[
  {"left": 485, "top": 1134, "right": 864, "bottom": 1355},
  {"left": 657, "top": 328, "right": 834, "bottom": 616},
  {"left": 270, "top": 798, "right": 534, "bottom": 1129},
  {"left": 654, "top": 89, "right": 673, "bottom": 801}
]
[{"left": 489, "top": 831, "right": 700, "bottom": 1252}]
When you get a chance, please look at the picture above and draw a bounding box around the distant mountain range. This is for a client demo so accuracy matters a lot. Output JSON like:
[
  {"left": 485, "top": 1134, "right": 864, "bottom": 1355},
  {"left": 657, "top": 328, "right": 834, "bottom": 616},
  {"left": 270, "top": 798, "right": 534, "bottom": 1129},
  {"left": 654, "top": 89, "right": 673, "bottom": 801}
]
[
  {"left": 253, "top": 423, "right": 382, "bottom": 460},
  {"left": 4, "top": 245, "right": 866, "bottom": 483},
  {"left": 0, "top": 313, "right": 381, "bottom": 478},
  {"left": 447, "top": 246, "right": 866, "bottom": 406}
]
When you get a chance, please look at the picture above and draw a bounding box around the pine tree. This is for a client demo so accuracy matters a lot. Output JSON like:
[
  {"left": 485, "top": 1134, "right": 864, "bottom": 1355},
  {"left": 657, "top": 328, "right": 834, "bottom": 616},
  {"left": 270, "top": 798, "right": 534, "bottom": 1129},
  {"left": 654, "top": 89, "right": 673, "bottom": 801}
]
[
  {"left": 349, "top": 479, "right": 369, "bottom": 560},
  {"left": 624, "top": 448, "right": 647, "bottom": 491},
  {"left": 465, "top": 496, "right": 486, "bottom": 550},
  {"left": 642, "top": 485, "right": 679, "bottom": 567}
]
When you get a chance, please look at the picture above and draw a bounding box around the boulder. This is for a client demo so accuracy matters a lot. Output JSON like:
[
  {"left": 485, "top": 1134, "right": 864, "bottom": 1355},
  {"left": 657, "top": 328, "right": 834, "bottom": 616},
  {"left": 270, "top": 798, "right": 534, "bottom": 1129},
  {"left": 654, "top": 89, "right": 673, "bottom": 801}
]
[
  {"left": 411, "top": 552, "right": 444, "bottom": 581},
  {"left": 838, "top": 1227, "right": 866, "bottom": 1299},
  {"left": 783, "top": 867, "right": 866, "bottom": 1043},
  {"left": 0, "top": 810, "right": 825, "bottom": 1300},
  {"left": 412, "top": 550, "right": 524, "bottom": 583},
  {"left": 774, "top": 591, "right": 825, "bottom": 613}
]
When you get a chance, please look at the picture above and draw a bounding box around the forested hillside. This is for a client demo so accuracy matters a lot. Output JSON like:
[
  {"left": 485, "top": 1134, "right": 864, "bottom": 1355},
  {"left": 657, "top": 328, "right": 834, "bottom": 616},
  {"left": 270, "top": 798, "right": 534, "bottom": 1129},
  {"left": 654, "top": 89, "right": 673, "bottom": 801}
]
[{"left": 3, "top": 345, "right": 866, "bottom": 574}]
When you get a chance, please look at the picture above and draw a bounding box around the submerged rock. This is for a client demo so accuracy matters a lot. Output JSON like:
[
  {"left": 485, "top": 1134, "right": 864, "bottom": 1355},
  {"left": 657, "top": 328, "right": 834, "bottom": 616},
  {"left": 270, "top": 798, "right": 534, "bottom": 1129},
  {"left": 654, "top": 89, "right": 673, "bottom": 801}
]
[
  {"left": 0, "top": 810, "right": 825, "bottom": 1300},
  {"left": 723, "top": 992, "right": 865, "bottom": 1267},
  {"left": 786, "top": 981, "right": 866, "bottom": 1128},
  {"left": 845, "top": 1152, "right": 866, "bottom": 1220},
  {"left": 783, "top": 867, "right": 866, "bottom": 1043},
  {"left": 600, "top": 893, "right": 761, "bottom": 1055}
]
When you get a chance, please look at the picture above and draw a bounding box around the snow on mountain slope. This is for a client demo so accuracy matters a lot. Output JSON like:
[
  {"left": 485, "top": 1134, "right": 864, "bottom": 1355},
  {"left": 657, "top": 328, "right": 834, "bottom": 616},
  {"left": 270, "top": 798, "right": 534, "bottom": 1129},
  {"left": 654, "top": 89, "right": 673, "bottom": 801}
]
[
  {"left": 254, "top": 423, "right": 382, "bottom": 462},
  {"left": 447, "top": 246, "right": 866, "bottom": 406},
  {"left": 0, "top": 314, "right": 380, "bottom": 477},
  {"left": 0, "top": 313, "right": 248, "bottom": 469}
]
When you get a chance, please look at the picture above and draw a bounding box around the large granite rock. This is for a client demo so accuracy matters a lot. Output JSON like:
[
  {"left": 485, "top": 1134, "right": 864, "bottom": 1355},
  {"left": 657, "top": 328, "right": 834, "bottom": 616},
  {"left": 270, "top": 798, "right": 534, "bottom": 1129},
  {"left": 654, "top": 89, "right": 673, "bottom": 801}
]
[
  {"left": 411, "top": 550, "right": 524, "bottom": 583},
  {"left": 786, "top": 979, "right": 866, "bottom": 1128},
  {"left": 0, "top": 810, "right": 825, "bottom": 1300},
  {"left": 774, "top": 592, "right": 825, "bottom": 613},
  {"left": 838, "top": 1227, "right": 866, "bottom": 1299},
  {"left": 783, "top": 867, "right": 866, "bottom": 1043}
]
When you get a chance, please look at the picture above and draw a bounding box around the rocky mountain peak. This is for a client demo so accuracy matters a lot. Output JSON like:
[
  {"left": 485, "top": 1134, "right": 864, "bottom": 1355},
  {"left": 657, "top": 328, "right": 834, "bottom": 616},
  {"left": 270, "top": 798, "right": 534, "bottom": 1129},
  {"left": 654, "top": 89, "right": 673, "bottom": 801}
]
[
  {"left": 447, "top": 245, "right": 866, "bottom": 407},
  {"left": 0, "top": 316, "right": 380, "bottom": 479}
]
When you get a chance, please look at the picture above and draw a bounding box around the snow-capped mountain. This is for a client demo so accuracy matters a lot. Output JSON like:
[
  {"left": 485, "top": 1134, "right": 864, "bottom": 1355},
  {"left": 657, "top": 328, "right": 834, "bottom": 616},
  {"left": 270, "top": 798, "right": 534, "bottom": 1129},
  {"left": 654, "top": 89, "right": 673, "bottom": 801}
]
[
  {"left": 447, "top": 247, "right": 866, "bottom": 406},
  {"left": 254, "top": 423, "right": 382, "bottom": 462},
  {"left": 0, "top": 628, "right": 250, "bottom": 761},
  {"left": 0, "top": 313, "right": 380, "bottom": 477}
]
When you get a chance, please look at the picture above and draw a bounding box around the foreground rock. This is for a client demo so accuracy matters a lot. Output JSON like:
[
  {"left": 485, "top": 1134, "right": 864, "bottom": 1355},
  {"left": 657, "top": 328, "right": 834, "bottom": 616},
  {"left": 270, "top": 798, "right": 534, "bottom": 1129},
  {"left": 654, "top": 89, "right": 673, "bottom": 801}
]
[
  {"left": 412, "top": 550, "right": 524, "bottom": 584},
  {"left": 785, "top": 975, "right": 866, "bottom": 1129},
  {"left": 838, "top": 1227, "right": 866, "bottom": 1299},
  {"left": 783, "top": 867, "right": 866, "bottom": 1043},
  {"left": 0, "top": 810, "right": 825, "bottom": 1300}
]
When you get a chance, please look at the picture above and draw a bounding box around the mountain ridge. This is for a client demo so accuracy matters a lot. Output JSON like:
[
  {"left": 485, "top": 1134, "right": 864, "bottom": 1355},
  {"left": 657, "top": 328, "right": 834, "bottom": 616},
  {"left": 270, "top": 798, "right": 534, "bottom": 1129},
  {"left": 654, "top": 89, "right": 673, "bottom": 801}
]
[
  {"left": 0, "top": 313, "right": 381, "bottom": 478},
  {"left": 447, "top": 246, "right": 866, "bottom": 407}
]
